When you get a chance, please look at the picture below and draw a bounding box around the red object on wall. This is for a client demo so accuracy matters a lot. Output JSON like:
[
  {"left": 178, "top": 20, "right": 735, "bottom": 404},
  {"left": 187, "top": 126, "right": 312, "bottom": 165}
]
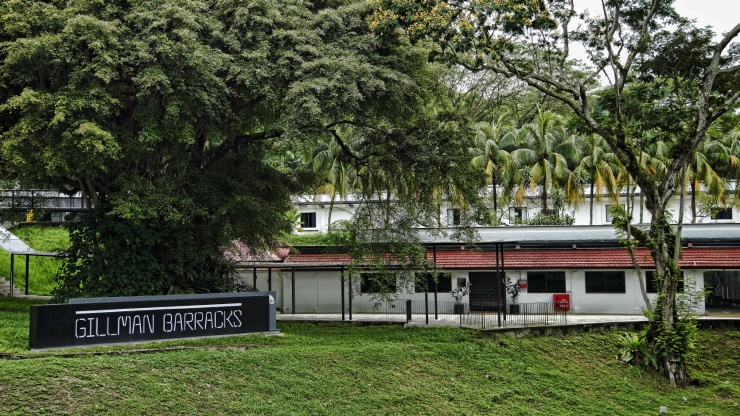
[
  {"left": 517, "top": 279, "right": 527, "bottom": 289},
  {"left": 553, "top": 294, "right": 570, "bottom": 311}
]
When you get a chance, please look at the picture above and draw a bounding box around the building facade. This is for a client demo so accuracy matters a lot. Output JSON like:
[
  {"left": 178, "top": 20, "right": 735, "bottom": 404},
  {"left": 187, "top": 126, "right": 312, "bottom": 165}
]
[{"left": 241, "top": 224, "right": 740, "bottom": 316}]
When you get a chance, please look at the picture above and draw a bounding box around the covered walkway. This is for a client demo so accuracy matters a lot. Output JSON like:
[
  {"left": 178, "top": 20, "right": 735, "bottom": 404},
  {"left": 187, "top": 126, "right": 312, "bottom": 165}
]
[{"left": 276, "top": 312, "right": 739, "bottom": 324}]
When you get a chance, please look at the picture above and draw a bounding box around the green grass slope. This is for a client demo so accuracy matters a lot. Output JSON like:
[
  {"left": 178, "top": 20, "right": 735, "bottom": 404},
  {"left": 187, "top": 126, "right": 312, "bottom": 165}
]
[
  {"left": 1, "top": 298, "right": 738, "bottom": 415},
  {"left": 0, "top": 225, "right": 68, "bottom": 295}
]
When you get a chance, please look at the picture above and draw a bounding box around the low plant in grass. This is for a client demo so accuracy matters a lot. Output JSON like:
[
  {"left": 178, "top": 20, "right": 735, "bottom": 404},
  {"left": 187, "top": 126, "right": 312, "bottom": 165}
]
[{"left": 0, "top": 225, "right": 68, "bottom": 295}]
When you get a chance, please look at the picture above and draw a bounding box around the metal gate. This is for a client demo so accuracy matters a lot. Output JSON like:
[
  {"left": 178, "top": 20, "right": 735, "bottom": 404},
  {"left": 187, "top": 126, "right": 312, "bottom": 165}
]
[{"left": 468, "top": 271, "right": 505, "bottom": 311}]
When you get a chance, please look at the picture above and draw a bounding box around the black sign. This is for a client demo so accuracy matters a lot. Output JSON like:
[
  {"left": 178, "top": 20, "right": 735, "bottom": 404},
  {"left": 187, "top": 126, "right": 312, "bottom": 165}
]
[{"left": 30, "top": 292, "right": 277, "bottom": 350}]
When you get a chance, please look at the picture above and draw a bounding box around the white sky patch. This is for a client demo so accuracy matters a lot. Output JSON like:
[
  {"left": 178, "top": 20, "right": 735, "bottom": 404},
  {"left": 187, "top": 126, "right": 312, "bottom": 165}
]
[{"left": 568, "top": 0, "right": 739, "bottom": 85}]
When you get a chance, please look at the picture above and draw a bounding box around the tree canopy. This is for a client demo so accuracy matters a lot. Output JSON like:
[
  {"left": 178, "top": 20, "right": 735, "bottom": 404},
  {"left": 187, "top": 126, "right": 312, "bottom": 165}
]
[
  {"left": 0, "top": 0, "right": 484, "bottom": 299},
  {"left": 371, "top": 0, "right": 740, "bottom": 387}
]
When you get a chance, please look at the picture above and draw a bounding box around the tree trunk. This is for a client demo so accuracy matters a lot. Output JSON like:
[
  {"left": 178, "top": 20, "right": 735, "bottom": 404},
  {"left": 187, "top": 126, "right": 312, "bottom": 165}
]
[
  {"left": 327, "top": 192, "right": 336, "bottom": 231},
  {"left": 492, "top": 171, "right": 498, "bottom": 212},
  {"left": 642, "top": 197, "right": 691, "bottom": 388},
  {"left": 541, "top": 163, "right": 548, "bottom": 212},
  {"left": 626, "top": 215, "right": 652, "bottom": 314},
  {"left": 690, "top": 180, "right": 697, "bottom": 223},
  {"left": 676, "top": 167, "right": 687, "bottom": 262},
  {"left": 589, "top": 180, "right": 594, "bottom": 225}
]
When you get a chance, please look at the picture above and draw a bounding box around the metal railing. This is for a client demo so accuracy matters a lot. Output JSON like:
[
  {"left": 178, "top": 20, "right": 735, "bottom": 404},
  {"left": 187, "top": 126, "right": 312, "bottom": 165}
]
[
  {"left": 386, "top": 299, "right": 567, "bottom": 329},
  {"left": 0, "top": 190, "right": 84, "bottom": 211}
]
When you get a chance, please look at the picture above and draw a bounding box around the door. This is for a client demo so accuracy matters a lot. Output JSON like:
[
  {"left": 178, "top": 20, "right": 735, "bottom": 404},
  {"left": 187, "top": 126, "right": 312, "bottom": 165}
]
[{"left": 468, "top": 272, "right": 505, "bottom": 311}]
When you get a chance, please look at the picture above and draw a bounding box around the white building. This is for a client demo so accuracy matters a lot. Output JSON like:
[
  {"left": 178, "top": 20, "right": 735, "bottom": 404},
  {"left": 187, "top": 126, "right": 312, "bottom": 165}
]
[
  {"left": 293, "top": 187, "right": 738, "bottom": 233},
  {"left": 240, "top": 221, "right": 740, "bottom": 316}
]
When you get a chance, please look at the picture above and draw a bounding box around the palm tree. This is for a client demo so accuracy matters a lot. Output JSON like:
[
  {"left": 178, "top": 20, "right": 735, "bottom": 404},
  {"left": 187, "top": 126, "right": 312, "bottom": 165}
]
[
  {"left": 470, "top": 116, "right": 518, "bottom": 214},
  {"left": 565, "top": 134, "right": 619, "bottom": 225},
  {"left": 511, "top": 112, "right": 579, "bottom": 213},
  {"left": 722, "top": 127, "right": 740, "bottom": 205},
  {"left": 312, "top": 136, "right": 359, "bottom": 230},
  {"left": 687, "top": 131, "right": 728, "bottom": 222},
  {"left": 266, "top": 149, "right": 311, "bottom": 174}
]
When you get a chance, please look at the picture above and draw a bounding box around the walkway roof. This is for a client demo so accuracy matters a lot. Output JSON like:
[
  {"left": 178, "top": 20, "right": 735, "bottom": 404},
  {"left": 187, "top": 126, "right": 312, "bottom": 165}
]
[
  {"left": 417, "top": 223, "right": 740, "bottom": 246},
  {"left": 282, "top": 247, "right": 740, "bottom": 270},
  {"left": 237, "top": 224, "right": 740, "bottom": 270},
  {"left": 0, "top": 227, "right": 56, "bottom": 256}
]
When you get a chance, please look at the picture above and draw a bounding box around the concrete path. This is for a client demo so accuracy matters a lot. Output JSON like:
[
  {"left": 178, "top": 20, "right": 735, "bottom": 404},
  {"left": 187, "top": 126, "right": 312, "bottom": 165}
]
[{"left": 276, "top": 312, "right": 739, "bottom": 327}]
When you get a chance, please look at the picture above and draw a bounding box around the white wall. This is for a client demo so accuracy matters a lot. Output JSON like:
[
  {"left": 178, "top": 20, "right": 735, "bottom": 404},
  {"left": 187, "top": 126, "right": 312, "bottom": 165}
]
[
  {"left": 294, "top": 191, "right": 737, "bottom": 231},
  {"left": 511, "top": 268, "right": 706, "bottom": 315},
  {"left": 241, "top": 268, "right": 707, "bottom": 315}
]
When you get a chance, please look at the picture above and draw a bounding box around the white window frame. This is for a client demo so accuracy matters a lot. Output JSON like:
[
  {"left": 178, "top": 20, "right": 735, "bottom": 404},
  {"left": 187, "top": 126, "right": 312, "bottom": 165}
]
[{"left": 508, "top": 207, "right": 528, "bottom": 224}]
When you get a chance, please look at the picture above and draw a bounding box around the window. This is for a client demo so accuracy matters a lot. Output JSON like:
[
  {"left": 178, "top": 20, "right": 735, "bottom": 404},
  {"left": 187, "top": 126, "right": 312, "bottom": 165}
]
[
  {"left": 704, "top": 270, "right": 740, "bottom": 308},
  {"left": 415, "top": 273, "right": 452, "bottom": 293},
  {"left": 527, "top": 271, "right": 566, "bottom": 293},
  {"left": 645, "top": 271, "right": 684, "bottom": 293},
  {"left": 300, "top": 212, "right": 316, "bottom": 228},
  {"left": 447, "top": 209, "right": 460, "bottom": 226},
  {"left": 711, "top": 208, "right": 733, "bottom": 220},
  {"left": 509, "top": 207, "right": 528, "bottom": 224},
  {"left": 360, "top": 273, "right": 397, "bottom": 294},
  {"left": 605, "top": 204, "right": 624, "bottom": 223},
  {"left": 585, "top": 271, "right": 625, "bottom": 293}
]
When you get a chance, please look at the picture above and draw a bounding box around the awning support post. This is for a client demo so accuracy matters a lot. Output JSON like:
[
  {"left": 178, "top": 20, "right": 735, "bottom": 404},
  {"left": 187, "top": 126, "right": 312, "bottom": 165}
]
[
  {"left": 341, "top": 266, "right": 345, "bottom": 321},
  {"left": 25, "top": 254, "right": 29, "bottom": 295},
  {"left": 291, "top": 268, "right": 296, "bottom": 315},
  {"left": 9, "top": 254, "right": 14, "bottom": 296}
]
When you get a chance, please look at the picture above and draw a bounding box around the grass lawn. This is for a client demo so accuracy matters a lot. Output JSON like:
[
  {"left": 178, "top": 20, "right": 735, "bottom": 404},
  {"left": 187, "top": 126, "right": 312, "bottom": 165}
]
[
  {"left": 0, "top": 225, "right": 68, "bottom": 296},
  {"left": 1, "top": 297, "right": 738, "bottom": 415}
]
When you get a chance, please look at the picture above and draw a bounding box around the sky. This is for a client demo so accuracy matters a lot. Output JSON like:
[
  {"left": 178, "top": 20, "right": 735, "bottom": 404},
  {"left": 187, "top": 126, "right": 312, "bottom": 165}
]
[
  {"left": 575, "top": 0, "right": 739, "bottom": 37},
  {"left": 569, "top": 0, "right": 739, "bottom": 83},
  {"left": 673, "top": 0, "right": 739, "bottom": 37}
]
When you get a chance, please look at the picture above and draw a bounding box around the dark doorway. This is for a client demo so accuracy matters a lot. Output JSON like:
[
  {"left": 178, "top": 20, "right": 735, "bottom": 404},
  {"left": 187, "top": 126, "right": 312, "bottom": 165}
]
[
  {"left": 468, "top": 271, "right": 504, "bottom": 311},
  {"left": 705, "top": 271, "right": 740, "bottom": 310}
]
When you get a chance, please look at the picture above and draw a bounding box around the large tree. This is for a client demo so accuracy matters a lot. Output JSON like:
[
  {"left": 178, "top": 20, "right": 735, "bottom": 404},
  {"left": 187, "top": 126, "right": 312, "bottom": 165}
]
[
  {"left": 0, "top": 0, "right": 481, "bottom": 299},
  {"left": 373, "top": 0, "right": 740, "bottom": 386}
]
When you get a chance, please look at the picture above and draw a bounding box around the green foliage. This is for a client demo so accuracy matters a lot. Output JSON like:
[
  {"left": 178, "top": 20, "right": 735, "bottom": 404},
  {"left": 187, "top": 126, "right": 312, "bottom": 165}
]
[
  {"left": 328, "top": 205, "right": 431, "bottom": 305},
  {"left": 526, "top": 212, "right": 575, "bottom": 226},
  {"left": 450, "top": 278, "right": 471, "bottom": 303},
  {"left": 52, "top": 209, "right": 169, "bottom": 300},
  {"left": 282, "top": 225, "right": 352, "bottom": 247},
  {"left": 616, "top": 332, "right": 643, "bottom": 365},
  {"left": 504, "top": 276, "right": 520, "bottom": 301}
]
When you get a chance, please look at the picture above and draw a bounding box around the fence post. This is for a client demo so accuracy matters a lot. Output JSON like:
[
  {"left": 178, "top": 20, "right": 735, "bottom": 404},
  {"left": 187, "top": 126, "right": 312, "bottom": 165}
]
[
  {"left": 523, "top": 303, "right": 527, "bottom": 327},
  {"left": 405, "top": 299, "right": 412, "bottom": 323},
  {"left": 424, "top": 290, "right": 429, "bottom": 325}
]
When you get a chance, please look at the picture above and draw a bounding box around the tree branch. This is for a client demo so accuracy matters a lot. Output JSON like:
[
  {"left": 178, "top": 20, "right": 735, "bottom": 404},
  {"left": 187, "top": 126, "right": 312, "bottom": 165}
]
[
  {"left": 205, "top": 129, "right": 283, "bottom": 168},
  {"left": 717, "top": 64, "right": 740, "bottom": 75},
  {"left": 685, "top": 22, "right": 740, "bottom": 167},
  {"left": 325, "top": 120, "right": 391, "bottom": 135}
]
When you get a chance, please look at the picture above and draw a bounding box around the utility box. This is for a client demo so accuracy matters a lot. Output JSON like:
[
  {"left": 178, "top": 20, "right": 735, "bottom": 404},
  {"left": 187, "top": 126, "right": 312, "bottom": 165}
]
[{"left": 553, "top": 293, "right": 570, "bottom": 311}]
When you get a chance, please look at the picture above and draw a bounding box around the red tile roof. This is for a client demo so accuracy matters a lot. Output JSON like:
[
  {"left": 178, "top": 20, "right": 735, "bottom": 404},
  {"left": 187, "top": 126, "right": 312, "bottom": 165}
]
[{"left": 286, "top": 247, "right": 740, "bottom": 269}]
